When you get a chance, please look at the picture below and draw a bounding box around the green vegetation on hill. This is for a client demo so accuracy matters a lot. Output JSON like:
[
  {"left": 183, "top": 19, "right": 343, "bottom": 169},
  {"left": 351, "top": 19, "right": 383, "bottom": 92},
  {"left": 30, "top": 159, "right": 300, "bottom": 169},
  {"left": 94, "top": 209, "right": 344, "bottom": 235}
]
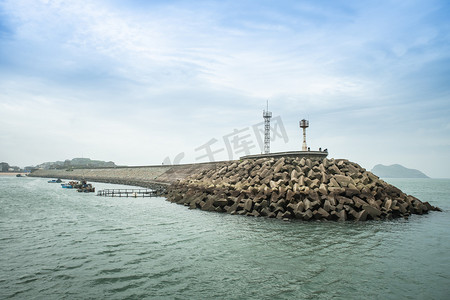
[
  {"left": 371, "top": 164, "right": 429, "bottom": 178},
  {"left": 37, "top": 158, "right": 116, "bottom": 169}
]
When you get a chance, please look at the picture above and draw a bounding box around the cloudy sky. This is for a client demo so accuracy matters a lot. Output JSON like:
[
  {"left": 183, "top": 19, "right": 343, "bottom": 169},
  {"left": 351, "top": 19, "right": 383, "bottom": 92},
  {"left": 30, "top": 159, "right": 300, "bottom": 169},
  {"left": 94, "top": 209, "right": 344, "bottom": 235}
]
[{"left": 1, "top": 0, "right": 449, "bottom": 177}]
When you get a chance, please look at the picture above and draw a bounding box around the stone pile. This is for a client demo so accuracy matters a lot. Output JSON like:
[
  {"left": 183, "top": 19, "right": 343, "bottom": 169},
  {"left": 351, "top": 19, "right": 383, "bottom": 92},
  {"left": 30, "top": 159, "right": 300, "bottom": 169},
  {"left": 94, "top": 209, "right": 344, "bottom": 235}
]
[{"left": 165, "top": 157, "right": 441, "bottom": 221}]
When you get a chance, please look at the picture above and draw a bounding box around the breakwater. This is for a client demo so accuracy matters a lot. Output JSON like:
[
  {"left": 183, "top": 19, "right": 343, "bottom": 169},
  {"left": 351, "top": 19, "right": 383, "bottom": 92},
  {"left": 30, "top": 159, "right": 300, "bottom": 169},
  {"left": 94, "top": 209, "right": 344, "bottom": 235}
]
[
  {"left": 28, "top": 163, "right": 220, "bottom": 191},
  {"left": 30, "top": 156, "right": 441, "bottom": 221},
  {"left": 165, "top": 157, "right": 441, "bottom": 221}
]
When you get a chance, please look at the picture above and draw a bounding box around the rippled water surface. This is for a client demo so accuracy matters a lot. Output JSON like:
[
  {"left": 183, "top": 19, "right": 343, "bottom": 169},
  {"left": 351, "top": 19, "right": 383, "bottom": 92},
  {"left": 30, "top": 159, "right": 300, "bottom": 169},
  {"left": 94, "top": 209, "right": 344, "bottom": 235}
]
[{"left": 1, "top": 177, "right": 449, "bottom": 299}]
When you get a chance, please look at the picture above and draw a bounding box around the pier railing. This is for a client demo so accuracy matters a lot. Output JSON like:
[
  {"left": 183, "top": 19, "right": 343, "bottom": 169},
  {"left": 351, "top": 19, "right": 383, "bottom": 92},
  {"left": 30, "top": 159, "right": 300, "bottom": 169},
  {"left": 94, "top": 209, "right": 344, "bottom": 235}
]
[{"left": 97, "top": 188, "right": 160, "bottom": 198}]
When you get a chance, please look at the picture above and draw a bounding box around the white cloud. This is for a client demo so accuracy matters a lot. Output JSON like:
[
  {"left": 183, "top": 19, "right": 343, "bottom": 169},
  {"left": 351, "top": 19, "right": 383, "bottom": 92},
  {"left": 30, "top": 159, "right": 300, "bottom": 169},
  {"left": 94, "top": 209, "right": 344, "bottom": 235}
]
[{"left": 1, "top": 0, "right": 449, "bottom": 177}]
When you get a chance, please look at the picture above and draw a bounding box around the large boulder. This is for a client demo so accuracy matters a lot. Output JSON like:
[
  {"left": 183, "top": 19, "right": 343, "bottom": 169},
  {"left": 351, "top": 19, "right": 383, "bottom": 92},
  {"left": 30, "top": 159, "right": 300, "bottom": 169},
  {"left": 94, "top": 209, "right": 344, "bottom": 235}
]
[{"left": 362, "top": 205, "right": 382, "bottom": 219}]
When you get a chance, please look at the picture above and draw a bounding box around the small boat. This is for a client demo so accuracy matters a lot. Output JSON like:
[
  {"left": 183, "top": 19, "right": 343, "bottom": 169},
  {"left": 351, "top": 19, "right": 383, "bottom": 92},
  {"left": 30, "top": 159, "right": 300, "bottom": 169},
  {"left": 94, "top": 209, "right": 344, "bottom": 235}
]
[
  {"left": 77, "top": 185, "right": 95, "bottom": 193},
  {"left": 75, "top": 181, "right": 95, "bottom": 193},
  {"left": 63, "top": 181, "right": 80, "bottom": 188},
  {"left": 16, "top": 174, "right": 23, "bottom": 177},
  {"left": 48, "top": 178, "right": 63, "bottom": 183},
  {"left": 61, "top": 184, "right": 73, "bottom": 189}
]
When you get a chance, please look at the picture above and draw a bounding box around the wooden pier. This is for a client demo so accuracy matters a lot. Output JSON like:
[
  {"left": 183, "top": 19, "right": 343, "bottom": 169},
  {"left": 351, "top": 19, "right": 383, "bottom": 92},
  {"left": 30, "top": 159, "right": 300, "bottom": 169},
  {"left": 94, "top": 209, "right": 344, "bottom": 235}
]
[{"left": 97, "top": 188, "right": 160, "bottom": 198}]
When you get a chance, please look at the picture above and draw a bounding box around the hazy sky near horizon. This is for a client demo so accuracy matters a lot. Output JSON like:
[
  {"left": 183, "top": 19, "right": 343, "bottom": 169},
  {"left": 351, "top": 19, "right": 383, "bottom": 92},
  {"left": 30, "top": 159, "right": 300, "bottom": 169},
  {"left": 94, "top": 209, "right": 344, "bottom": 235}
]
[{"left": 1, "top": 0, "right": 449, "bottom": 177}]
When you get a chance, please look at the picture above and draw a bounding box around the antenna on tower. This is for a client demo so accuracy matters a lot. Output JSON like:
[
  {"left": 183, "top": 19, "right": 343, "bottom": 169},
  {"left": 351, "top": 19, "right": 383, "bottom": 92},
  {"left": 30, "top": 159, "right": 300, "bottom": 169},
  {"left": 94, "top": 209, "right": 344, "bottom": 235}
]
[{"left": 263, "top": 100, "right": 272, "bottom": 154}]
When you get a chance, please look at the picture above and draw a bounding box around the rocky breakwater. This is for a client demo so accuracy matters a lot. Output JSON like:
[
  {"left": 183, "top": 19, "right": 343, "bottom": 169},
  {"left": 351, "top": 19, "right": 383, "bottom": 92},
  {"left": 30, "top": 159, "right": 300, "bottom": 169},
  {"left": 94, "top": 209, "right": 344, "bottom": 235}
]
[{"left": 165, "top": 157, "right": 441, "bottom": 221}]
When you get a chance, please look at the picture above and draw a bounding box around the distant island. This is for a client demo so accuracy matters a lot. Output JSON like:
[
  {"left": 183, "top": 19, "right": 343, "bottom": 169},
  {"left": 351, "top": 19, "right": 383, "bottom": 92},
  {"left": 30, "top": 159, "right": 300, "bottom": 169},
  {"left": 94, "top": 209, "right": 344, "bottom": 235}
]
[
  {"left": 371, "top": 164, "right": 429, "bottom": 178},
  {"left": 36, "top": 158, "right": 116, "bottom": 170}
]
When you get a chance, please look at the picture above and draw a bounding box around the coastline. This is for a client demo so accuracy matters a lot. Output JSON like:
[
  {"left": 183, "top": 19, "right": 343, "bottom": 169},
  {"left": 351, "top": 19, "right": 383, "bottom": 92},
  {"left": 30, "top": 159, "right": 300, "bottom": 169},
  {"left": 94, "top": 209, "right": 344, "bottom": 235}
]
[
  {"left": 27, "top": 163, "right": 220, "bottom": 191},
  {"left": 0, "top": 172, "right": 28, "bottom": 176}
]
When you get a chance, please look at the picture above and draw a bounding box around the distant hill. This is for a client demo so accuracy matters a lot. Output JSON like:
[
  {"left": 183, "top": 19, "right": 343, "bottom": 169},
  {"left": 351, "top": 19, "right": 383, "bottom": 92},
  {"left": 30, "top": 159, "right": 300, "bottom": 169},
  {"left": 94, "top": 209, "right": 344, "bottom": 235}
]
[
  {"left": 371, "top": 164, "right": 429, "bottom": 178},
  {"left": 37, "top": 158, "right": 116, "bottom": 169}
]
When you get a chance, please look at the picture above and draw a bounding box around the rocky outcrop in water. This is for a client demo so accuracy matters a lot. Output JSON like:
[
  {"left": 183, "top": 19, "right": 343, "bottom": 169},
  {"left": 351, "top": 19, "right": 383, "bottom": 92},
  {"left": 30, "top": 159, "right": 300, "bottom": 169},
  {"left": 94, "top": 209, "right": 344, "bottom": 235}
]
[{"left": 165, "top": 157, "right": 441, "bottom": 221}]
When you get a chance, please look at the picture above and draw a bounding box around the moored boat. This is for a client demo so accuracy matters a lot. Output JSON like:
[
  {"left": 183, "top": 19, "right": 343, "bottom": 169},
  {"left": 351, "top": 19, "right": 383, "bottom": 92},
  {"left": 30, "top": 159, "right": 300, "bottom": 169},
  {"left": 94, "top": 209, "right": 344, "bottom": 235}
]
[
  {"left": 77, "top": 183, "right": 95, "bottom": 193},
  {"left": 48, "top": 178, "right": 62, "bottom": 183},
  {"left": 61, "top": 180, "right": 95, "bottom": 192}
]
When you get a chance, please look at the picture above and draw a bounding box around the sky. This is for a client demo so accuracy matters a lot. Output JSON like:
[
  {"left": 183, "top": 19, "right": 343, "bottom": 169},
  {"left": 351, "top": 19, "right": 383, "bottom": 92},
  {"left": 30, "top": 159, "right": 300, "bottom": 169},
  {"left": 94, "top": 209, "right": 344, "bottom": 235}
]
[{"left": 0, "top": 0, "right": 449, "bottom": 177}]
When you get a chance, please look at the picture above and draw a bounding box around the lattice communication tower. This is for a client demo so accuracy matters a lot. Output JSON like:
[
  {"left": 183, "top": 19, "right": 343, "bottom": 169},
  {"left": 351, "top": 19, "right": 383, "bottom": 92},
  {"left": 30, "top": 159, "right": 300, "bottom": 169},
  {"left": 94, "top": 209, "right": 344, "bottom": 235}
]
[{"left": 263, "top": 101, "right": 272, "bottom": 154}]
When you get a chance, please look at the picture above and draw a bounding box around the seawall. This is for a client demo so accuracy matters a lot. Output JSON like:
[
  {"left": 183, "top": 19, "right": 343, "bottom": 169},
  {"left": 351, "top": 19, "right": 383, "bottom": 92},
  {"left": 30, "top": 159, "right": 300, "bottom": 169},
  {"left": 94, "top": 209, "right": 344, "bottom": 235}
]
[
  {"left": 29, "top": 156, "right": 441, "bottom": 221},
  {"left": 29, "top": 162, "right": 220, "bottom": 190}
]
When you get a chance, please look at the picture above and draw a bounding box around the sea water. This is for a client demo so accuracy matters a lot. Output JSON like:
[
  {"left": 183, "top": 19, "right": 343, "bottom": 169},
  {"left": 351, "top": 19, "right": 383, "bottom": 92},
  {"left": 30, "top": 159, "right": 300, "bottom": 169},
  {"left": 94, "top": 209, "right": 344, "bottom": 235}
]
[{"left": 0, "top": 176, "right": 449, "bottom": 299}]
